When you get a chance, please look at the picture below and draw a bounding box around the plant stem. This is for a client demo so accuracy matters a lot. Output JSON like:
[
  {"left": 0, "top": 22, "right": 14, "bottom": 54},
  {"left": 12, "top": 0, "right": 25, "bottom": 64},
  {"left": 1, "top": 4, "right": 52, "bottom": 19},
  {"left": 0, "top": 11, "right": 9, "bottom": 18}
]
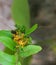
[
  {"left": 15, "top": 50, "right": 19, "bottom": 65},
  {"left": 15, "top": 48, "right": 22, "bottom": 65}
]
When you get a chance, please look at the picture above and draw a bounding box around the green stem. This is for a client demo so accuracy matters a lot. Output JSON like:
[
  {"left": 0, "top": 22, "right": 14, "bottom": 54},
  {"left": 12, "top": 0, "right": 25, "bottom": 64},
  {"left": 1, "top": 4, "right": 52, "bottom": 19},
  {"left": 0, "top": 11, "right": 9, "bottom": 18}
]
[
  {"left": 15, "top": 48, "right": 22, "bottom": 65},
  {"left": 15, "top": 50, "right": 19, "bottom": 65}
]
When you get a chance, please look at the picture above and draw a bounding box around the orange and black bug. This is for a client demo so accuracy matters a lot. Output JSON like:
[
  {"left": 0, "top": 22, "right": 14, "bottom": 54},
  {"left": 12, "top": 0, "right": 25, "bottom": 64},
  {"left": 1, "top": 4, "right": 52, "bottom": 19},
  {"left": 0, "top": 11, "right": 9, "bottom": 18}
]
[
  {"left": 1, "top": 22, "right": 29, "bottom": 48},
  {"left": 11, "top": 30, "right": 29, "bottom": 48},
  {"left": 2, "top": 22, "right": 29, "bottom": 48}
]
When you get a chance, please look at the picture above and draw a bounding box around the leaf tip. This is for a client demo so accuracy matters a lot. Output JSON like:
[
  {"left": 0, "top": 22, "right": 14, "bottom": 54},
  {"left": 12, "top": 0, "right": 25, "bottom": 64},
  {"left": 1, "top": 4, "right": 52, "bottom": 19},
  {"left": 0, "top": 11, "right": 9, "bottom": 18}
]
[
  {"left": 37, "top": 46, "right": 42, "bottom": 52},
  {"left": 35, "top": 24, "right": 38, "bottom": 29}
]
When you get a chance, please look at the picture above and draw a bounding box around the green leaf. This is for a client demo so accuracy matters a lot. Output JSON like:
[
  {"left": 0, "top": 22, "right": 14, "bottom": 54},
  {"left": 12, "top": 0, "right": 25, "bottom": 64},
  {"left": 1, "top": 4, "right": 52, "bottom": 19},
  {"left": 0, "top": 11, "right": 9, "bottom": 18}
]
[
  {"left": 0, "top": 36, "right": 16, "bottom": 51},
  {"left": 0, "top": 61, "right": 14, "bottom": 65},
  {"left": 12, "top": 0, "right": 30, "bottom": 29},
  {"left": 25, "top": 24, "right": 38, "bottom": 36},
  {"left": 18, "top": 62, "right": 21, "bottom": 65},
  {"left": 0, "top": 51, "right": 16, "bottom": 65},
  {"left": 22, "top": 56, "right": 32, "bottom": 65},
  {"left": 20, "top": 45, "right": 42, "bottom": 58},
  {"left": 4, "top": 47, "right": 15, "bottom": 55},
  {"left": 0, "top": 30, "right": 12, "bottom": 38}
]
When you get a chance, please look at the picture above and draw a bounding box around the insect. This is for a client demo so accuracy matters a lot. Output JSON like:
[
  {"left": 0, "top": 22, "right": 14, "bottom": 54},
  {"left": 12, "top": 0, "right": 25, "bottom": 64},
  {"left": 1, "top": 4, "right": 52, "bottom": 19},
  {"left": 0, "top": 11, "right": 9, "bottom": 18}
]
[
  {"left": 11, "top": 28, "right": 29, "bottom": 48},
  {"left": 1, "top": 22, "right": 29, "bottom": 48}
]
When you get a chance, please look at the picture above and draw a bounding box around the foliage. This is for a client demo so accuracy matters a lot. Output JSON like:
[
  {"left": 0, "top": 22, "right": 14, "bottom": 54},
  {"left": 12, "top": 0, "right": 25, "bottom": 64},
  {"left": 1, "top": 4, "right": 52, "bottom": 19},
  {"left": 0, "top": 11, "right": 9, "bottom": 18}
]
[
  {"left": 0, "top": 25, "right": 42, "bottom": 65},
  {"left": 20, "top": 45, "right": 41, "bottom": 58},
  {"left": 0, "top": 0, "right": 42, "bottom": 65},
  {"left": 12, "top": 0, "right": 30, "bottom": 29}
]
